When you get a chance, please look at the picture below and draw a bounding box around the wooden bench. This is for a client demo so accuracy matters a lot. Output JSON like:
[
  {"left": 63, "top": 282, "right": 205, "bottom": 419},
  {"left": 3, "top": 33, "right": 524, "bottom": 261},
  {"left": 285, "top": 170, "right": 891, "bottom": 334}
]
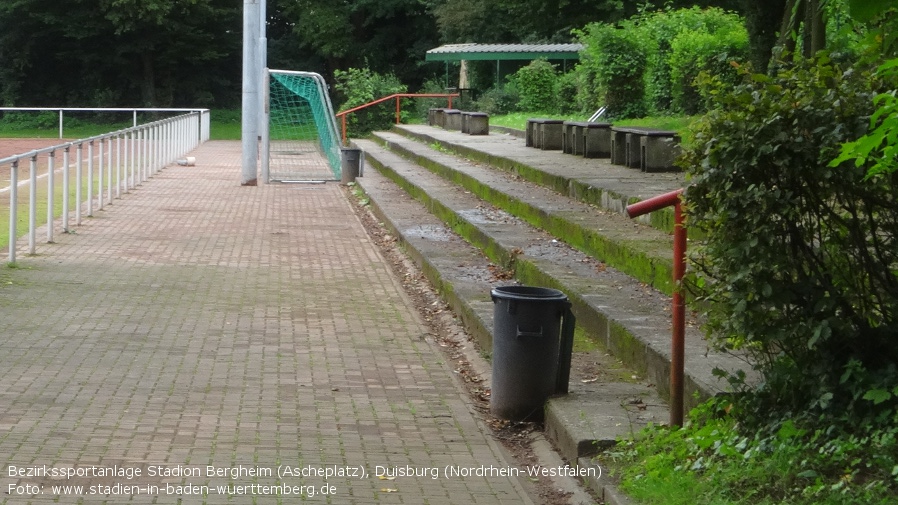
[
  {"left": 563, "top": 121, "right": 612, "bottom": 158},
  {"left": 526, "top": 118, "right": 564, "bottom": 150},
  {"left": 611, "top": 126, "right": 681, "bottom": 172},
  {"left": 462, "top": 112, "right": 489, "bottom": 135}
]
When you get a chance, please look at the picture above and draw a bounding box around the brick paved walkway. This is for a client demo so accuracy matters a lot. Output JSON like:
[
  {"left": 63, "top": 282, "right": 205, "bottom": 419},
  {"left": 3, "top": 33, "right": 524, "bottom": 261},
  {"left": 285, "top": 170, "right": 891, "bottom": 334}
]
[{"left": 0, "top": 141, "right": 532, "bottom": 504}]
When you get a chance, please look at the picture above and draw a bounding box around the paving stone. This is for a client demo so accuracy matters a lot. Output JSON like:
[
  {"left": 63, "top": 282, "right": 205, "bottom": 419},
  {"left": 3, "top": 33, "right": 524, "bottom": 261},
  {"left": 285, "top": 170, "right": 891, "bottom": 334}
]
[{"left": 0, "top": 141, "right": 533, "bottom": 504}]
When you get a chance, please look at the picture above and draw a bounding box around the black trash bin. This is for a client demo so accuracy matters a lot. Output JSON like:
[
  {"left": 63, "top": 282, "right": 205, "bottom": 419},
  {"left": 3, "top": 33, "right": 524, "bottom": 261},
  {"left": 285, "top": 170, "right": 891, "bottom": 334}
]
[
  {"left": 490, "top": 285, "right": 576, "bottom": 421},
  {"left": 340, "top": 148, "right": 362, "bottom": 184}
]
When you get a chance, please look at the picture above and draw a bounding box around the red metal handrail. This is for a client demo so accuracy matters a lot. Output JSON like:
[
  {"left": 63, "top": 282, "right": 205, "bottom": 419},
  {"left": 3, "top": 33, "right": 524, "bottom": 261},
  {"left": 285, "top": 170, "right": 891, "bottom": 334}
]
[
  {"left": 626, "top": 189, "right": 687, "bottom": 427},
  {"left": 334, "top": 93, "right": 459, "bottom": 145}
]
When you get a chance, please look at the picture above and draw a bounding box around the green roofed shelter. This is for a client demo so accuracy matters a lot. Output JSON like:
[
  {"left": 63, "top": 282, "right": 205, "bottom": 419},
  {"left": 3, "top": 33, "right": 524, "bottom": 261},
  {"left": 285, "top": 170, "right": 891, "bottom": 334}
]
[{"left": 425, "top": 43, "right": 584, "bottom": 90}]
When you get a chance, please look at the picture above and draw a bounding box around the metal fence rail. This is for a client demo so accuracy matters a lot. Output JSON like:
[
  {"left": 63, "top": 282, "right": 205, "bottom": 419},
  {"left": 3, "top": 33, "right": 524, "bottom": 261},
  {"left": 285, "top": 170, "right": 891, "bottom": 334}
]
[
  {"left": 2, "top": 110, "right": 210, "bottom": 263},
  {"left": 0, "top": 107, "right": 211, "bottom": 140}
]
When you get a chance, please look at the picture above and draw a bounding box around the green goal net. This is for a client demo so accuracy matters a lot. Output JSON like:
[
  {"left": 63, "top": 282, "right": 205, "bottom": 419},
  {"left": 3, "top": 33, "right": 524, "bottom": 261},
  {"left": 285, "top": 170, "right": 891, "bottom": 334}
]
[{"left": 265, "top": 70, "right": 341, "bottom": 182}]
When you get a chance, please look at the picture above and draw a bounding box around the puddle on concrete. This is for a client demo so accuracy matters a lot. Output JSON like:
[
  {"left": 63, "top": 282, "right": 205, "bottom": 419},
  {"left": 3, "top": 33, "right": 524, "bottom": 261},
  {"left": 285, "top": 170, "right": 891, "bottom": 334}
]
[
  {"left": 404, "top": 224, "right": 455, "bottom": 242},
  {"left": 457, "top": 206, "right": 517, "bottom": 225}
]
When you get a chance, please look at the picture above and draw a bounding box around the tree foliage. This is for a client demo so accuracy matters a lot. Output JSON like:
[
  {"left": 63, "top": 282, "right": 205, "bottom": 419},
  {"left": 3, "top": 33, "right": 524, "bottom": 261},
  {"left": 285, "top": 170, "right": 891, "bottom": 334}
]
[
  {"left": 0, "top": 0, "right": 241, "bottom": 107},
  {"left": 273, "top": 0, "right": 440, "bottom": 91}
]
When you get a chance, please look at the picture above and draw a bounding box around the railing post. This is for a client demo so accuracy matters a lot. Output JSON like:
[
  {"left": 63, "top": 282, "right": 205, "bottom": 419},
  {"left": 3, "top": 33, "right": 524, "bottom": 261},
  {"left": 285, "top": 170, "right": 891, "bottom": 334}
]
[
  {"left": 626, "top": 188, "right": 687, "bottom": 427},
  {"left": 87, "top": 141, "right": 94, "bottom": 217},
  {"left": 76, "top": 143, "right": 83, "bottom": 225},
  {"left": 130, "top": 130, "right": 136, "bottom": 187},
  {"left": 139, "top": 128, "right": 145, "bottom": 183},
  {"left": 9, "top": 160, "right": 18, "bottom": 264},
  {"left": 106, "top": 137, "right": 112, "bottom": 204},
  {"left": 28, "top": 155, "right": 37, "bottom": 255},
  {"left": 59, "top": 109, "right": 64, "bottom": 139},
  {"left": 115, "top": 134, "right": 122, "bottom": 199},
  {"left": 47, "top": 150, "right": 55, "bottom": 244},
  {"left": 395, "top": 96, "right": 401, "bottom": 125},
  {"left": 63, "top": 147, "right": 70, "bottom": 232},
  {"left": 98, "top": 138, "right": 105, "bottom": 210},
  {"left": 671, "top": 199, "right": 687, "bottom": 428}
]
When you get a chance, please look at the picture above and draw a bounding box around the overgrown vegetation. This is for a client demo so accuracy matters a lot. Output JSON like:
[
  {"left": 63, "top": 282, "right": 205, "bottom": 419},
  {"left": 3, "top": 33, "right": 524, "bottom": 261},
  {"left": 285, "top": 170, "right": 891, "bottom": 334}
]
[
  {"left": 333, "top": 67, "right": 407, "bottom": 138},
  {"left": 572, "top": 6, "right": 748, "bottom": 119},
  {"left": 447, "top": 6, "right": 750, "bottom": 120},
  {"left": 608, "top": 398, "right": 898, "bottom": 505},
  {"left": 608, "top": 4, "right": 898, "bottom": 504}
]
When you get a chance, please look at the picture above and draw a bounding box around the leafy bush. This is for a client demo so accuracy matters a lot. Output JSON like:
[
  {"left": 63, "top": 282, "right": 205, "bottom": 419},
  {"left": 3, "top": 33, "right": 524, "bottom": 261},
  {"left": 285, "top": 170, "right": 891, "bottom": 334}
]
[
  {"left": 668, "top": 25, "right": 748, "bottom": 114},
  {"left": 333, "top": 66, "right": 407, "bottom": 137},
  {"left": 0, "top": 111, "right": 59, "bottom": 129},
  {"left": 575, "top": 22, "right": 648, "bottom": 119},
  {"left": 631, "top": 7, "right": 748, "bottom": 115},
  {"left": 576, "top": 7, "right": 749, "bottom": 117},
  {"left": 471, "top": 86, "right": 519, "bottom": 116},
  {"left": 554, "top": 70, "right": 580, "bottom": 115},
  {"left": 506, "top": 59, "right": 558, "bottom": 113},
  {"left": 833, "top": 57, "right": 898, "bottom": 178},
  {"left": 684, "top": 54, "right": 898, "bottom": 429}
]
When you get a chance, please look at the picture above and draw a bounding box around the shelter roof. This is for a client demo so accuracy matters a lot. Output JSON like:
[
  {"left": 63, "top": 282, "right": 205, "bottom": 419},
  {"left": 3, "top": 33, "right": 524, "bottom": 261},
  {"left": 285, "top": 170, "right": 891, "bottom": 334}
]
[{"left": 425, "top": 43, "right": 583, "bottom": 62}]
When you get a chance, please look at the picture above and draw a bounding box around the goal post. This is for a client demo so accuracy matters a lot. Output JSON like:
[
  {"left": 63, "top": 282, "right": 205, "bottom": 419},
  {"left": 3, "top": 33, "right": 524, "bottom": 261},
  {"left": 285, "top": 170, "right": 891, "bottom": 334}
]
[{"left": 263, "top": 69, "right": 342, "bottom": 182}]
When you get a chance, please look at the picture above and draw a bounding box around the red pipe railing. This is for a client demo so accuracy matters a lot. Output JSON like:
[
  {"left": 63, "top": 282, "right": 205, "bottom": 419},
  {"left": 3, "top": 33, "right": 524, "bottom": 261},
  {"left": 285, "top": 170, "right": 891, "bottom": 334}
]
[
  {"left": 626, "top": 188, "right": 687, "bottom": 427},
  {"left": 335, "top": 93, "right": 459, "bottom": 145}
]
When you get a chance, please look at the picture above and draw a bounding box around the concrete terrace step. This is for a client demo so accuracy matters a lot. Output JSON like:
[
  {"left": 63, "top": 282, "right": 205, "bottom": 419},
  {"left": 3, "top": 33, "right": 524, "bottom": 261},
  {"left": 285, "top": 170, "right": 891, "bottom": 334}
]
[
  {"left": 353, "top": 137, "right": 753, "bottom": 451},
  {"left": 393, "top": 124, "right": 686, "bottom": 234},
  {"left": 369, "top": 130, "right": 678, "bottom": 295},
  {"left": 351, "top": 155, "right": 669, "bottom": 464}
]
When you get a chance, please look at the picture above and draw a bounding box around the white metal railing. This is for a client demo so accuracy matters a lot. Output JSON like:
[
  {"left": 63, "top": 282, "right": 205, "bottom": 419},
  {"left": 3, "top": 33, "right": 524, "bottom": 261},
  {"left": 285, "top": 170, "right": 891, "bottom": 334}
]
[
  {"left": 2, "top": 110, "right": 210, "bottom": 263},
  {"left": 0, "top": 107, "right": 211, "bottom": 140}
]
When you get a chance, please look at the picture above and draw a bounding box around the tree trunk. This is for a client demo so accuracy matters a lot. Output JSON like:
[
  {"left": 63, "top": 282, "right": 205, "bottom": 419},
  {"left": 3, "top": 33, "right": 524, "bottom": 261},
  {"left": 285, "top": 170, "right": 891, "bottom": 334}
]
[
  {"left": 802, "top": 0, "right": 814, "bottom": 58},
  {"left": 809, "top": 0, "right": 826, "bottom": 56},
  {"left": 777, "top": 0, "right": 801, "bottom": 58},
  {"left": 741, "top": 0, "right": 787, "bottom": 73}
]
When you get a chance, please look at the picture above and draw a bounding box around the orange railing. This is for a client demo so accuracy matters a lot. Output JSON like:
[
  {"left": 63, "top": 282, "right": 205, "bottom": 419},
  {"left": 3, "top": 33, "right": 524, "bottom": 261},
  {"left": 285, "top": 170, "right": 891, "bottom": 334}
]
[{"left": 335, "top": 93, "right": 459, "bottom": 145}]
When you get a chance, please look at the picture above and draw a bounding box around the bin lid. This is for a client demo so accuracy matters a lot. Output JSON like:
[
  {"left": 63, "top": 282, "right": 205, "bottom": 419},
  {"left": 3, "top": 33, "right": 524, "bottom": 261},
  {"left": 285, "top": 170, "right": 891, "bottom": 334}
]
[{"left": 491, "top": 285, "right": 568, "bottom": 302}]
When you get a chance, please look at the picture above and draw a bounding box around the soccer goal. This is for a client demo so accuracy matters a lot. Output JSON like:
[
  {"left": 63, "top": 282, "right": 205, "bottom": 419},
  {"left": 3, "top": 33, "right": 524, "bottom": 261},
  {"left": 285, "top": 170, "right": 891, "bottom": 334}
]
[{"left": 263, "top": 70, "right": 342, "bottom": 182}]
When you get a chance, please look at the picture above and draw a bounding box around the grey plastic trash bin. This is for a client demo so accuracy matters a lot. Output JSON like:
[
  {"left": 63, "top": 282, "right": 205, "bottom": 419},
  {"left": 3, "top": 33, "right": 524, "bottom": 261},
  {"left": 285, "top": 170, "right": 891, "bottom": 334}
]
[
  {"left": 490, "top": 285, "right": 575, "bottom": 421},
  {"left": 341, "top": 148, "right": 362, "bottom": 184}
]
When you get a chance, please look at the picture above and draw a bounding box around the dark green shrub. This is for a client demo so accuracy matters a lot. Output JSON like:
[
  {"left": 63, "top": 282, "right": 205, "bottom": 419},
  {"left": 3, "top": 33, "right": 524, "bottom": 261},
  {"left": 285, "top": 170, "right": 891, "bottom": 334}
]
[
  {"left": 575, "top": 22, "right": 648, "bottom": 119},
  {"left": 0, "top": 111, "right": 58, "bottom": 129},
  {"left": 333, "top": 67, "right": 407, "bottom": 137},
  {"left": 554, "top": 70, "right": 580, "bottom": 115},
  {"left": 507, "top": 59, "right": 558, "bottom": 113},
  {"left": 668, "top": 25, "right": 748, "bottom": 114},
  {"left": 684, "top": 54, "right": 898, "bottom": 428},
  {"left": 471, "top": 86, "right": 519, "bottom": 116},
  {"left": 568, "top": 64, "right": 602, "bottom": 116},
  {"left": 638, "top": 6, "right": 748, "bottom": 114}
]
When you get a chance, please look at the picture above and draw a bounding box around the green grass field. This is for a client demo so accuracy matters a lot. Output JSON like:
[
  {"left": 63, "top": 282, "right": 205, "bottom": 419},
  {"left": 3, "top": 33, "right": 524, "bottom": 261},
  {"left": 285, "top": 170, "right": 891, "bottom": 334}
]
[{"left": 1, "top": 167, "right": 106, "bottom": 257}]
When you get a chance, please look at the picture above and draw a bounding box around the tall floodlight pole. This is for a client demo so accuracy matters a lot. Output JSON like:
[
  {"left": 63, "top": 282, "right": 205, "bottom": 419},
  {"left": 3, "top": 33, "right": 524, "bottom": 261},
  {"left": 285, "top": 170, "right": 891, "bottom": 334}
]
[
  {"left": 241, "top": 0, "right": 261, "bottom": 186},
  {"left": 259, "top": 0, "right": 270, "bottom": 183}
]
